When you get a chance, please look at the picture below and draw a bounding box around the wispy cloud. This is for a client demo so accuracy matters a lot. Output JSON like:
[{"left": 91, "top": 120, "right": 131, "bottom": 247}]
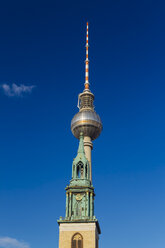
[
  {"left": 0, "top": 237, "right": 29, "bottom": 248},
  {"left": 0, "top": 83, "right": 36, "bottom": 97}
]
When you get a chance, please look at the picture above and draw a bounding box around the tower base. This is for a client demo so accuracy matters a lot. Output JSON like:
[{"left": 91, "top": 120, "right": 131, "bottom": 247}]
[{"left": 58, "top": 221, "right": 100, "bottom": 248}]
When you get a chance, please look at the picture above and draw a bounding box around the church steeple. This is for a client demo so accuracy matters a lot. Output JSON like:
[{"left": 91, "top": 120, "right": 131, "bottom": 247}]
[{"left": 63, "top": 132, "right": 95, "bottom": 221}]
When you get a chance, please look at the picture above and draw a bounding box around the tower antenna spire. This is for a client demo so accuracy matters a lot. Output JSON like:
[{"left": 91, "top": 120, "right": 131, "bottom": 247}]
[{"left": 84, "top": 22, "right": 89, "bottom": 90}]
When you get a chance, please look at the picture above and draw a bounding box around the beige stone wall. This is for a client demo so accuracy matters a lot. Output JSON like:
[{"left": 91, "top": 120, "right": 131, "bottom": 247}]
[{"left": 59, "top": 223, "right": 99, "bottom": 248}]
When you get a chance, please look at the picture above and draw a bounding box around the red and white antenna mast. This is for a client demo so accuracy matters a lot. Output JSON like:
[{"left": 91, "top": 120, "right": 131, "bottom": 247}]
[{"left": 84, "top": 22, "right": 90, "bottom": 90}]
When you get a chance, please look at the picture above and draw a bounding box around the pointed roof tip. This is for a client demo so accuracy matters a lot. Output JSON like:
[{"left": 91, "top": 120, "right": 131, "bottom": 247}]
[
  {"left": 80, "top": 131, "right": 83, "bottom": 137},
  {"left": 77, "top": 132, "right": 85, "bottom": 154},
  {"left": 79, "top": 132, "right": 84, "bottom": 142}
]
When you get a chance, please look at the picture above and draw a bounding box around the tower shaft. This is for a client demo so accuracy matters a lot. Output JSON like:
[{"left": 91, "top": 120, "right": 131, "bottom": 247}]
[{"left": 84, "top": 136, "right": 93, "bottom": 181}]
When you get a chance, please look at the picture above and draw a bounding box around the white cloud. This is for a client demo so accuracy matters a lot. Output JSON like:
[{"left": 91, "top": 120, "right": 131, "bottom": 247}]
[
  {"left": 0, "top": 237, "right": 29, "bottom": 248},
  {"left": 0, "top": 83, "right": 36, "bottom": 97}
]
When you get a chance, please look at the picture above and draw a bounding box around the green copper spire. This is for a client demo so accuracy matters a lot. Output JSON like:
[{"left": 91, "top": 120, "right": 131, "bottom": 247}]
[{"left": 70, "top": 132, "right": 90, "bottom": 186}]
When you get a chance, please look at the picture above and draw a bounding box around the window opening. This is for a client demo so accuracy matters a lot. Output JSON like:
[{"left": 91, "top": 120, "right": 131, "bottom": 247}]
[
  {"left": 77, "top": 162, "right": 84, "bottom": 179},
  {"left": 72, "top": 233, "right": 83, "bottom": 248},
  {"left": 77, "top": 166, "right": 80, "bottom": 178}
]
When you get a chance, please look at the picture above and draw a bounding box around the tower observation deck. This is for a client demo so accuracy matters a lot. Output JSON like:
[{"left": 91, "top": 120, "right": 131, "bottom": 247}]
[{"left": 58, "top": 23, "right": 102, "bottom": 248}]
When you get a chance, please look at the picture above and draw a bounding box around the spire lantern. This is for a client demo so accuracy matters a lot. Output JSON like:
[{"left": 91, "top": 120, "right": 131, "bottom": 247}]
[{"left": 70, "top": 132, "right": 91, "bottom": 187}]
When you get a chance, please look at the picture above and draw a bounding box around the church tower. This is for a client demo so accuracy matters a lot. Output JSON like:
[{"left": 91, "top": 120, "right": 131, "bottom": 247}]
[{"left": 58, "top": 23, "right": 103, "bottom": 248}]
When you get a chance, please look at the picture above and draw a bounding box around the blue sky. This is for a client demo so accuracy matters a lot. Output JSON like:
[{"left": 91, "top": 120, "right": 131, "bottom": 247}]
[{"left": 0, "top": 0, "right": 165, "bottom": 247}]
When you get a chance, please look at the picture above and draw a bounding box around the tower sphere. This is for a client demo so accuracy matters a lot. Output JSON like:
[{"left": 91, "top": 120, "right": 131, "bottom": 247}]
[{"left": 71, "top": 109, "right": 102, "bottom": 140}]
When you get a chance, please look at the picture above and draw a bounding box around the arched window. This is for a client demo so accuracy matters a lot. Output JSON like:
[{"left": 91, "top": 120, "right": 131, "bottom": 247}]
[
  {"left": 77, "top": 162, "right": 84, "bottom": 179},
  {"left": 71, "top": 233, "right": 83, "bottom": 248}
]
